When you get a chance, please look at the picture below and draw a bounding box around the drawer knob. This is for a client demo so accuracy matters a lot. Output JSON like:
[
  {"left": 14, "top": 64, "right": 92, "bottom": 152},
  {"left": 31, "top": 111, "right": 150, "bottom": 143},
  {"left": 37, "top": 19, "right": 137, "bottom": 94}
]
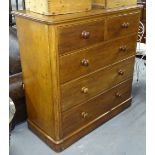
[
  {"left": 122, "top": 22, "right": 130, "bottom": 28},
  {"left": 81, "top": 87, "right": 89, "bottom": 94},
  {"left": 81, "top": 31, "right": 90, "bottom": 39},
  {"left": 81, "top": 59, "right": 89, "bottom": 66},
  {"left": 119, "top": 46, "right": 127, "bottom": 52},
  {"left": 115, "top": 92, "right": 122, "bottom": 97},
  {"left": 81, "top": 112, "right": 89, "bottom": 119},
  {"left": 118, "top": 70, "right": 124, "bottom": 76}
]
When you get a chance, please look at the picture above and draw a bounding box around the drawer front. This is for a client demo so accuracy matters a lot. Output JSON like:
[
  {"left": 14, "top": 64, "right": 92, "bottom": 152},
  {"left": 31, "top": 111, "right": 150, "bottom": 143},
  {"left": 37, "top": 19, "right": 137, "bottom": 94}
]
[
  {"left": 62, "top": 79, "right": 133, "bottom": 136},
  {"left": 106, "top": 11, "right": 140, "bottom": 40},
  {"left": 61, "top": 57, "right": 135, "bottom": 111},
  {"left": 60, "top": 35, "right": 137, "bottom": 84},
  {"left": 58, "top": 19, "right": 105, "bottom": 55}
]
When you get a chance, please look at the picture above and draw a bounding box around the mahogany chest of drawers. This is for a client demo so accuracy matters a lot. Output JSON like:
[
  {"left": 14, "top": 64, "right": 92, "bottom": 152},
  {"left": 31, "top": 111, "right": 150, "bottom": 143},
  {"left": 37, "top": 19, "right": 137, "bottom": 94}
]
[{"left": 14, "top": 6, "right": 141, "bottom": 152}]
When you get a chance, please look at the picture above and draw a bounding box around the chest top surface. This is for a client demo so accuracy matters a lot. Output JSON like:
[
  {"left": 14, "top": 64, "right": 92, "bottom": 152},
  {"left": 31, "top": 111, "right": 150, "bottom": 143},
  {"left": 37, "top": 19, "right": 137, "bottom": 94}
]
[{"left": 13, "top": 5, "right": 142, "bottom": 25}]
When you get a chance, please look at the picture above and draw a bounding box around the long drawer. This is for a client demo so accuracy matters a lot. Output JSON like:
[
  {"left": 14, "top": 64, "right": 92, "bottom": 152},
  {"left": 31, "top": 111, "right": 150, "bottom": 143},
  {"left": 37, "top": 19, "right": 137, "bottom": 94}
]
[
  {"left": 61, "top": 57, "right": 135, "bottom": 111},
  {"left": 60, "top": 34, "right": 137, "bottom": 84},
  {"left": 106, "top": 11, "right": 140, "bottom": 40},
  {"left": 58, "top": 19, "right": 105, "bottom": 55},
  {"left": 62, "top": 79, "right": 133, "bottom": 136}
]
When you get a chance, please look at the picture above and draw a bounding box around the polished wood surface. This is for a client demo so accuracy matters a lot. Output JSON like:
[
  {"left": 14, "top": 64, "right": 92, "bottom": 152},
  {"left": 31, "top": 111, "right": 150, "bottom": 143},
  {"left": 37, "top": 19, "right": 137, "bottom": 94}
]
[
  {"left": 62, "top": 79, "right": 133, "bottom": 136},
  {"left": 61, "top": 57, "right": 135, "bottom": 111},
  {"left": 58, "top": 18, "right": 105, "bottom": 55},
  {"left": 16, "top": 17, "right": 58, "bottom": 139},
  {"left": 106, "top": 11, "right": 140, "bottom": 40},
  {"left": 13, "top": 5, "right": 142, "bottom": 25},
  {"left": 60, "top": 34, "right": 137, "bottom": 83},
  {"left": 28, "top": 97, "right": 132, "bottom": 152},
  {"left": 15, "top": 6, "right": 141, "bottom": 152}
]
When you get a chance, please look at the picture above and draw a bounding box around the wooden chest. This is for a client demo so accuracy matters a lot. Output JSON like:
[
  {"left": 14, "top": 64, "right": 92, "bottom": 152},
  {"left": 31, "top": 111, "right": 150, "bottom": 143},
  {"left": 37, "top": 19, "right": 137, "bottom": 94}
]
[
  {"left": 25, "top": 0, "right": 91, "bottom": 15},
  {"left": 93, "top": 0, "right": 137, "bottom": 8},
  {"left": 14, "top": 6, "right": 141, "bottom": 152}
]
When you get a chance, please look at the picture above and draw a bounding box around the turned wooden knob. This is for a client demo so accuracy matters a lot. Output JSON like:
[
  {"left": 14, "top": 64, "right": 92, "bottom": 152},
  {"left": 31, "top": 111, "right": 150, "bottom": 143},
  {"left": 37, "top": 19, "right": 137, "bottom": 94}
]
[
  {"left": 119, "top": 45, "right": 127, "bottom": 52},
  {"left": 81, "top": 31, "right": 90, "bottom": 39},
  {"left": 81, "top": 87, "right": 89, "bottom": 94},
  {"left": 81, "top": 112, "right": 89, "bottom": 119},
  {"left": 81, "top": 59, "right": 89, "bottom": 66},
  {"left": 118, "top": 70, "right": 124, "bottom": 76},
  {"left": 115, "top": 92, "right": 122, "bottom": 97},
  {"left": 121, "top": 22, "right": 130, "bottom": 28}
]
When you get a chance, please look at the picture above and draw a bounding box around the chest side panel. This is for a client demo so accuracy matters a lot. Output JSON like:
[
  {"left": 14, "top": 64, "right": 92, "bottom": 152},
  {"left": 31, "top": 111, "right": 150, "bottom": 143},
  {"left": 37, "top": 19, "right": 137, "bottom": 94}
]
[{"left": 16, "top": 17, "right": 55, "bottom": 139}]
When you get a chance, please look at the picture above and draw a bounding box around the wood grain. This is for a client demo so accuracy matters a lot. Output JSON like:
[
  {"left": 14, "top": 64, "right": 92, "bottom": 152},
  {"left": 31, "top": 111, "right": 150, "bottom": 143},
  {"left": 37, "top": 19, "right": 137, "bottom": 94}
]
[
  {"left": 14, "top": 6, "right": 141, "bottom": 152},
  {"left": 62, "top": 79, "right": 133, "bottom": 136},
  {"left": 58, "top": 18, "right": 105, "bottom": 55},
  {"left": 13, "top": 5, "right": 142, "bottom": 25},
  {"left": 28, "top": 97, "right": 132, "bottom": 152},
  {"left": 105, "top": 11, "right": 140, "bottom": 40},
  {"left": 60, "top": 34, "right": 137, "bottom": 83},
  {"left": 48, "top": 26, "right": 63, "bottom": 140},
  {"left": 92, "top": 0, "right": 137, "bottom": 8},
  {"left": 16, "top": 17, "right": 56, "bottom": 139},
  {"left": 61, "top": 97, "right": 132, "bottom": 151},
  {"left": 61, "top": 57, "right": 135, "bottom": 111},
  {"left": 26, "top": 0, "right": 91, "bottom": 15},
  {"left": 106, "top": 0, "right": 137, "bottom": 9}
]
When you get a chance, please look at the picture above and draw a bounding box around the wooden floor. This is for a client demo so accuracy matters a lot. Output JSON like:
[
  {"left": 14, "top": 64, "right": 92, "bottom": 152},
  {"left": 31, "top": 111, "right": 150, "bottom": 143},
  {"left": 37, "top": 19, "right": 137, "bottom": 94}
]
[{"left": 9, "top": 58, "right": 146, "bottom": 155}]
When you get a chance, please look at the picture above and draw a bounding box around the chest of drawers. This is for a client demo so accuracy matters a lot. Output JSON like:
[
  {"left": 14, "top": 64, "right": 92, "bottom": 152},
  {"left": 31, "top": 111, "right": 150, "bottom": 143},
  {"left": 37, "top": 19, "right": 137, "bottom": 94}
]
[{"left": 14, "top": 6, "right": 141, "bottom": 152}]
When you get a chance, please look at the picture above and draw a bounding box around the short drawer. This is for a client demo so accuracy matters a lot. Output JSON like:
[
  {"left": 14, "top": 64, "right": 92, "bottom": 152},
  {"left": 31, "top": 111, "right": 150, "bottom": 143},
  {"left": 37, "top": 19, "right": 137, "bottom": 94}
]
[
  {"left": 61, "top": 57, "right": 135, "bottom": 111},
  {"left": 106, "top": 11, "right": 140, "bottom": 40},
  {"left": 58, "top": 19, "right": 105, "bottom": 55},
  {"left": 60, "top": 34, "right": 137, "bottom": 84},
  {"left": 62, "top": 79, "right": 133, "bottom": 136}
]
